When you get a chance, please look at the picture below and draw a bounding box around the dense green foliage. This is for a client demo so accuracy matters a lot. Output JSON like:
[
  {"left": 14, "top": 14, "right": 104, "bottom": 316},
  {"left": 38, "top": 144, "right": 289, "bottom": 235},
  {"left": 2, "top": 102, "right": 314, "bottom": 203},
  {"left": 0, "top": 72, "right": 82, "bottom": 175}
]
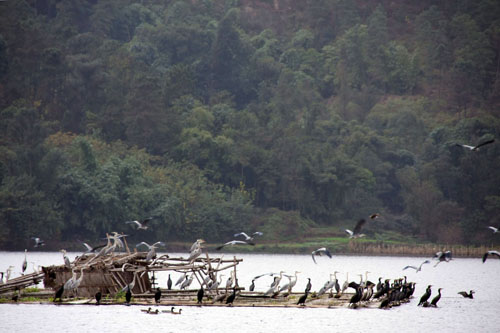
[{"left": 1, "top": 0, "right": 499, "bottom": 249}]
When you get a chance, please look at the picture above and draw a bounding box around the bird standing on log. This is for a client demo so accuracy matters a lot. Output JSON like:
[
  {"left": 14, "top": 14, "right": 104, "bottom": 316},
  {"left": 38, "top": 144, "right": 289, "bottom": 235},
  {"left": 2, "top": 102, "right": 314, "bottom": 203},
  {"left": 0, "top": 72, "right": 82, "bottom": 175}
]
[
  {"left": 125, "top": 286, "right": 132, "bottom": 305},
  {"left": 154, "top": 287, "right": 161, "bottom": 304},
  {"left": 226, "top": 287, "right": 237, "bottom": 306},
  {"left": 167, "top": 274, "right": 172, "bottom": 290},
  {"left": 95, "top": 291, "right": 102, "bottom": 305},
  {"left": 197, "top": 287, "right": 204, "bottom": 305},
  {"left": 297, "top": 291, "right": 308, "bottom": 306}
]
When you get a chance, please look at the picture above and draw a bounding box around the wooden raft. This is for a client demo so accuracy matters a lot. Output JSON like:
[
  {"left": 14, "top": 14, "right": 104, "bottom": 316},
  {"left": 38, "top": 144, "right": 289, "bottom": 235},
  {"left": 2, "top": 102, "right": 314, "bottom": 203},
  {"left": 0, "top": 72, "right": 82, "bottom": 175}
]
[{"left": 41, "top": 251, "right": 242, "bottom": 298}]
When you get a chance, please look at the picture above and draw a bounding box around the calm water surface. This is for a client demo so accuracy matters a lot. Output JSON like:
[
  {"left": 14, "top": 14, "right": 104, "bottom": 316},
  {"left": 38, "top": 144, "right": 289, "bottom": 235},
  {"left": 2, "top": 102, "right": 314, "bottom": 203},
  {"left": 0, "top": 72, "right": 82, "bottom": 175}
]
[{"left": 1, "top": 251, "right": 500, "bottom": 332}]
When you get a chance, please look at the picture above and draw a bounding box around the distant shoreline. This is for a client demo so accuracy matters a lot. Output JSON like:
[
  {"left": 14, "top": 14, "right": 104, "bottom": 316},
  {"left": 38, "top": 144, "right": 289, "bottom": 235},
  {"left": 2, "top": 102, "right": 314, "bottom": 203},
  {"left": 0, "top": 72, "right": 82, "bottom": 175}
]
[{"left": 2, "top": 240, "right": 497, "bottom": 258}]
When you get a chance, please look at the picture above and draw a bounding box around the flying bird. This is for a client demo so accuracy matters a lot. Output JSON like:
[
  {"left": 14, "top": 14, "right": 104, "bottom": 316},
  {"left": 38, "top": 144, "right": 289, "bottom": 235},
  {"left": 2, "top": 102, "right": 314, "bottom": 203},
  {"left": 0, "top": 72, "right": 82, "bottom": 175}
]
[
  {"left": 345, "top": 219, "right": 367, "bottom": 238},
  {"left": 32, "top": 237, "right": 45, "bottom": 247},
  {"left": 311, "top": 247, "right": 332, "bottom": 264},
  {"left": 234, "top": 232, "right": 263, "bottom": 242},
  {"left": 136, "top": 241, "right": 165, "bottom": 261},
  {"left": 82, "top": 242, "right": 106, "bottom": 253},
  {"left": 125, "top": 217, "right": 152, "bottom": 230},
  {"left": 487, "top": 226, "right": 499, "bottom": 233},
  {"left": 456, "top": 139, "right": 495, "bottom": 151},
  {"left": 402, "top": 260, "right": 430, "bottom": 273},
  {"left": 482, "top": 250, "right": 500, "bottom": 263},
  {"left": 215, "top": 240, "right": 255, "bottom": 251},
  {"left": 433, "top": 251, "right": 452, "bottom": 266}
]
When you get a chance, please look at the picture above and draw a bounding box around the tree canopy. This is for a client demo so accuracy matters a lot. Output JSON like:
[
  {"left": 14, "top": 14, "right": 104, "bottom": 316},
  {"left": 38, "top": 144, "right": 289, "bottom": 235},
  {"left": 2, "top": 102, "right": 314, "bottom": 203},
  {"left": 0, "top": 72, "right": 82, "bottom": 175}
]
[{"left": 0, "top": 0, "right": 499, "bottom": 249}]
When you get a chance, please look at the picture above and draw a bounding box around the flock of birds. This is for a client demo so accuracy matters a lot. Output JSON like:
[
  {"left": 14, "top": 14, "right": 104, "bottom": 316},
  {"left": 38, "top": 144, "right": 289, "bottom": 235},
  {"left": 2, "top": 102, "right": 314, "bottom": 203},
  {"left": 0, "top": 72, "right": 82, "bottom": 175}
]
[
  {"left": 3, "top": 137, "right": 499, "bottom": 311},
  {"left": 5, "top": 221, "right": 496, "bottom": 310}
]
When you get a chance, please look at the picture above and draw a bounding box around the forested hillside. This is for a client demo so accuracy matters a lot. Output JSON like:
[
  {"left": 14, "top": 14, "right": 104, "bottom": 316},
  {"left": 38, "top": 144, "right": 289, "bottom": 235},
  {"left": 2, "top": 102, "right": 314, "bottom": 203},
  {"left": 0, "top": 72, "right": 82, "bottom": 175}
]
[{"left": 1, "top": 0, "right": 499, "bottom": 249}]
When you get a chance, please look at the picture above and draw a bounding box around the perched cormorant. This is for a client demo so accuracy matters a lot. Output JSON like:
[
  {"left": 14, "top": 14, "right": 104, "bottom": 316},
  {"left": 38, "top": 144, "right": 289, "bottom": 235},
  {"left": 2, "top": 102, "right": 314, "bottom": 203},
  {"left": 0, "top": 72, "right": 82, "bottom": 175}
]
[
  {"left": 430, "top": 288, "right": 442, "bottom": 307},
  {"left": 167, "top": 274, "right": 172, "bottom": 290},
  {"left": 197, "top": 287, "right": 204, "bottom": 305},
  {"left": 249, "top": 279, "right": 255, "bottom": 292},
  {"left": 95, "top": 291, "right": 102, "bottom": 305},
  {"left": 154, "top": 287, "right": 161, "bottom": 304},
  {"left": 349, "top": 286, "right": 363, "bottom": 308},
  {"left": 53, "top": 285, "right": 64, "bottom": 302},
  {"left": 125, "top": 286, "right": 132, "bottom": 305},
  {"left": 418, "top": 285, "right": 432, "bottom": 306},
  {"left": 458, "top": 290, "right": 475, "bottom": 299},
  {"left": 379, "top": 290, "right": 393, "bottom": 309},
  {"left": 305, "top": 278, "right": 312, "bottom": 293},
  {"left": 297, "top": 291, "right": 308, "bottom": 306},
  {"left": 226, "top": 287, "right": 237, "bottom": 306}
]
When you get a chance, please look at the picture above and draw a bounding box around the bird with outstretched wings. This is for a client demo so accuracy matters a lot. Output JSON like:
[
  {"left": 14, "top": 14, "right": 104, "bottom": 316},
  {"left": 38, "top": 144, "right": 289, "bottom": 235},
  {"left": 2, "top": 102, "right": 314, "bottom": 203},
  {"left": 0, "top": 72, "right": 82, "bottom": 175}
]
[{"left": 456, "top": 139, "right": 495, "bottom": 151}]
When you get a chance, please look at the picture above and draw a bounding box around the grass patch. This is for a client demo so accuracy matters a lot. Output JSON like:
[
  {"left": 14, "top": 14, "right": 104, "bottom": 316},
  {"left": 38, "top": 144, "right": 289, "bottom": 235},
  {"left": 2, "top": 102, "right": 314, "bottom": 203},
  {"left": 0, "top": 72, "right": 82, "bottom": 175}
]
[{"left": 24, "top": 287, "right": 40, "bottom": 293}]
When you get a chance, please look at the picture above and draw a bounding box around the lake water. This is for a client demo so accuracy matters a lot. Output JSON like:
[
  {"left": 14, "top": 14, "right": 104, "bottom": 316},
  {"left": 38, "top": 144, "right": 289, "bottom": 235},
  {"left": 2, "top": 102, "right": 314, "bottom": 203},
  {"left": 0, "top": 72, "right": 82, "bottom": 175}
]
[{"left": 1, "top": 251, "right": 500, "bottom": 332}]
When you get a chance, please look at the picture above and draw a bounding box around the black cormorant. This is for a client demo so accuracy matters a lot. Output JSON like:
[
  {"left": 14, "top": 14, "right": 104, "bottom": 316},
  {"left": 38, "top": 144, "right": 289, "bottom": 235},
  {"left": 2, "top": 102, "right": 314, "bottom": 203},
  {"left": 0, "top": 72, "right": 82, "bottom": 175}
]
[
  {"left": 53, "top": 285, "right": 64, "bottom": 302},
  {"left": 349, "top": 286, "right": 363, "bottom": 308},
  {"left": 430, "top": 288, "right": 442, "bottom": 307},
  {"left": 197, "top": 287, "right": 204, "bottom": 305},
  {"left": 458, "top": 290, "right": 474, "bottom": 299},
  {"left": 154, "top": 287, "right": 161, "bottom": 304},
  {"left": 305, "top": 278, "right": 312, "bottom": 293},
  {"left": 249, "top": 279, "right": 255, "bottom": 292},
  {"left": 95, "top": 291, "right": 102, "bottom": 305},
  {"left": 125, "top": 286, "right": 132, "bottom": 305},
  {"left": 226, "top": 287, "right": 236, "bottom": 306},
  {"left": 297, "top": 291, "right": 308, "bottom": 306},
  {"left": 167, "top": 274, "right": 172, "bottom": 290},
  {"left": 418, "top": 285, "right": 432, "bottom": 306}
]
